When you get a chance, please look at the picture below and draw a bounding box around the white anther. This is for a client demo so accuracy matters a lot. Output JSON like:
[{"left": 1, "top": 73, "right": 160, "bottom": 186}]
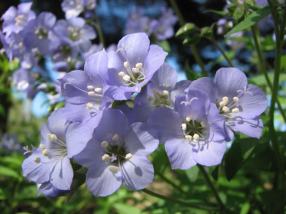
[
  {"left": 87, "top": 85, "right": 94, "bottom": 90},
  {"left": 102, "top": 154, "right": 111, "bottom": 161},
  {"left": 181, "top": 123, "right": 187, "bottom": 131},
  {"left": 162, "top": 90, "right": 169, "bottom": 96},
  {"left": 125, "top": 153, "right": 133, "bottom": 160},
  {"left": 185, "top": 135, "right": 192, "bottom": 141},
  {"left": 42, "top": 148, "right": 48, "bottom": 156},
  {"left": 135, "top": 63, "right": 143, "bottom": 69},
  {"left": 101, "top": 140, "right": 109, "bottom": 149},
  {"left": 132, "top": 67, "right": 140, "bottom": 73},
  {"left": 219, "top": 101, "right": 227, "bottom": 107},
  {"left": 222, "top": 96, "right": 229, "bottom": 102},
  {"left": 123, "top": 74, "right": 131, "bottom": 82},
  {"left": 88, "top": 91, "right": 96, "bottom": 96},
  {"left": 222, "top": 106, "right": 230, "bottom": 113},
  {"left": 118, "top": 71, "right": 125, "bottom": 77},
  {"left": 193, "top": 133, "right": 200, "bottom": 141},
  {"left": 39, "top": 143, "right": 45, "bottom": 149},
  {"left": 108, "top": 165, "right": 119, "bottom": 173},
  {"left": 48, "top": 133, "right": 57, "bottom": 142},
  {"left": 231, "top": 108, "right": 240, "bottom": 113},
  {"left": 34, "top": 157, "right": 41, "bottom": 163},
  {"left": 112, "top": 134, "right": 120, "bottom": 142},
  {"left": 186, "top": 117, "right": 191, "bottom": 122},
  {"left": 233, "top": 96, "right": 239, "bottom": 102},
  {"left": 200, "top": 121, "right": 205, "bottom": 127},
  {"left": 94, "top": 87, "right": 102, "bottom": 93},
  {"left": 123, "top": 61, "right": 129, "bottom": 68},
  {"left": 86, "top": 102, "right": 94, "bottom": 110}
]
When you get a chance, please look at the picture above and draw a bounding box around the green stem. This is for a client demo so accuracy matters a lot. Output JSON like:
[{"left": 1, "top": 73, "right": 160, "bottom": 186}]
[
  {"left": 251, "top": 26, "right": 286, "bottom": 123},
  {"left": 169, "top": 0, "right": 207, "bottom": 76},
  {"left": 87, "top": 19, "right": 105, "bottom": 47},
  {"left": 142, "top": 189, "right": 219, "bottom": 211},
  {"left": 268, "top": 0, "right": 284, "bottom": 188},
  {"left": 209, "top": 38, "right": 233, "bottom": 67},
  {"left": 157, "top": 172, "right": 186, "bottom": 194},
  {"left": 198, "top": 165, "right": 226, "bottom": 212},
  {"left": 191, "top": 44, "right": 208, "bottom": 76}
]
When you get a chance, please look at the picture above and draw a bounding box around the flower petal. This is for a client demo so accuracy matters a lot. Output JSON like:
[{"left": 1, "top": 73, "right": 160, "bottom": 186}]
[
  {"left": 50, "top": 157, "right": 73, "bottom": 190},
  {"left": 121, "top": 155, "right": 154, "bottom": 190},
  {"left": 214, "top": 67, "right": 247, "bottom": 97},
  {"left": 118, "top": 32, "right": 150, "bottom": 65},
  {"left": 86, "top": 164, "right": 122, "bottom": 197},
  {"left": 144, "top": 44, "right": 167, "bottom": 76},
  {"left": 165, "top": 138, "right": 197, "bottom": 169},
  {"left": 230, "top": 117, "right": 263, "bottom": 139}
]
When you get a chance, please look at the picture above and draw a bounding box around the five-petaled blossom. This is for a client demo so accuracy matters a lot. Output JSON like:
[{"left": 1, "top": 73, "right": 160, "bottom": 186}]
[
  {"left": 22, "top": 108, "right": 74, "bottom": 196},
  {"left": 190, "top": 67, "right": 267, "bottom": 140},
  {"left": 147, "top": 89, "right": 227, "bottom": 169},
  {"left": 75, "top": 109, "right": 159, "bottom": 196}
]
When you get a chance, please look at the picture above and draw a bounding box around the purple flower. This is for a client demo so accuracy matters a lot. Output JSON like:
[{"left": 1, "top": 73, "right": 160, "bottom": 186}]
[
  {"left": 190, "top": 67, "right": 267, "bottom": 139},
  {"left": 147, "top": 89, "right": 227, "bottom": 169},
  {"left": 38, "top": 182, "right": 67, "bottom": 197},
  {"left": 124, "top": 10, "right": 156, "bottom": 36},
  {"left": 60, "top": 49, "right": 112, "bottom": 110},
  {"left": 61, "top": 0, "right": 96, "bottom": 19},
  {"left": 75, "top": 109, "right": 158, "bottom": 197},
  {"left": 1, "top": 2, "right": 35, "bottom": 36},
  {"left": 22, "top": 108, "right": 74, "bottom": 192},
  {"left": 105, "top": 32, "right": 167, "bottom": 100},
  {"left": 54, "top": 17, "right": 96, "bottom": 51},
  {"left": 119, "top": 64, "right": 190, "bottom": 123},
  {"left": 23, "top": 12, "right": 58, "bottom": 55},
  {"left": 152, "top": 8, "right": 177, "bottom": 40}
]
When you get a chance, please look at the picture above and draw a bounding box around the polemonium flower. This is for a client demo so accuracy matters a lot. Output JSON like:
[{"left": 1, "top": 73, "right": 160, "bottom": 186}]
[
  {"left": 12, "top": 66, "right": 36, "bottom": 97},
  {"left": 147, "top": 89, "right": 227, "bottom": 169},
  {"left": 105, "top": 32, "right": 167, "bottom": 100},
  {"left": 60, "top": 49, "right": 112, "bottom": 111},
  {"left": 75, "top": 109, "right": 159, "bottom": 197},
  {"left": 23, "top": 12, "right": 58, "bottom": 55},
  {"left": 38, "top": 182, "right": 67, "bottom": 197},
  {"left": 119, "top": 64, "right": 190, "bottom": 123},
  {"left": 22, "top": 108, "right": 74, "bottom": 192},
  {"left": 124, "top": 10, "right": 156, "bottom": 36},
  {"left": 54, "top": 17, "right": 96, "bottom": 51},
  {"left": 1, "top": 2, "right": 35, "bottom": 36},
  {"left": 0, "top": 32, "right": 26, "bottom": 60},
  {"left": 152, "top": 8, "right": 177, "bottom": 40},
  {"left": 61, "top": 0, "right": 96, "bottom": 19},
  {"left": 190, "top": 67, "right": 267, "bottom": 140}
]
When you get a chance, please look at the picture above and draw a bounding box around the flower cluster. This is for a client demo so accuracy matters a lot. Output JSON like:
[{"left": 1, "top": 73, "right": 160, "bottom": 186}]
[
  {"left": 125, "top": 6, "right": 177, "bottom": 41},
  {"left": 22, "top": 32, "right": 267, "bottom": 197},
  {"left": 0, "top": 2, "right": 97, "bottom": 99}
]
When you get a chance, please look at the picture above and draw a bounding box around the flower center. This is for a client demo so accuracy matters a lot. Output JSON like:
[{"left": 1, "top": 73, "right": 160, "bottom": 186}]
[
  {"left": 68, "top": 27, "right": 81, "bottom": 41},
  {"left": 35, "top": 27, "right": 48, "bottom": 39},
  {"left": 100, "top": 134, "right": 132, "bottom": 173},
  {"left": 150, "top": 90, "right": 171, "bottom": 107},
  {"left": 118, "top": 61, "right": 145, "bottom": 87},
  {"left": 85, "top": 85, "right": 103, "bottom": 110},
  {"left": 15, "top": 14, "right": 26, "bottom": 26},
  {"left": 217, "top": 96, "right": 240, "bottom": 116},
  {"left": 181, "top": 117, "right": 205, "bottom": 143}
]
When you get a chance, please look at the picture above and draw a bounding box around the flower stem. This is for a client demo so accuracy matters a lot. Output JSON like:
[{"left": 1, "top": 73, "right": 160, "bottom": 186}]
[
  {"left": 209, "top": 38, "right": 234, "bottom": 67},
  {"left": 157, "top": 171, "right": 186, "bottom": 195},
  {"left": 251, "top": 26, "right": 286, "bottom": 123},
  {"left": 142, "top": 189, "right": 219, "bottom": 211},
  {"left": 168, "top": 0, "right": 208, "bottom": 76},
  {"left": 268, "top": 0, "right": 285, "bottom": 188},
  {"left": 87, "top": 18, "right": 105, "bottom": 47},
  {"left": 198, "top": 165, "right": 226, "bottom": 212}
]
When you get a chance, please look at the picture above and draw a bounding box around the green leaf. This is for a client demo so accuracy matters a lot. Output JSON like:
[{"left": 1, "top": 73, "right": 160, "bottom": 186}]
[
  {"left": 226, "top": 6, "right": 271, "bottom": 37},
  {"left": 0, "top": 166, "right": 20, "bottom": 179},
  {"left": 186, "top": 166, "right": 199, "bottom": 182},
  {"left": 224, "top": 138, "right": 257, "bottom": 180},
  {"left": 113, "top": 204, "right": 141, "bottom": 214}
]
